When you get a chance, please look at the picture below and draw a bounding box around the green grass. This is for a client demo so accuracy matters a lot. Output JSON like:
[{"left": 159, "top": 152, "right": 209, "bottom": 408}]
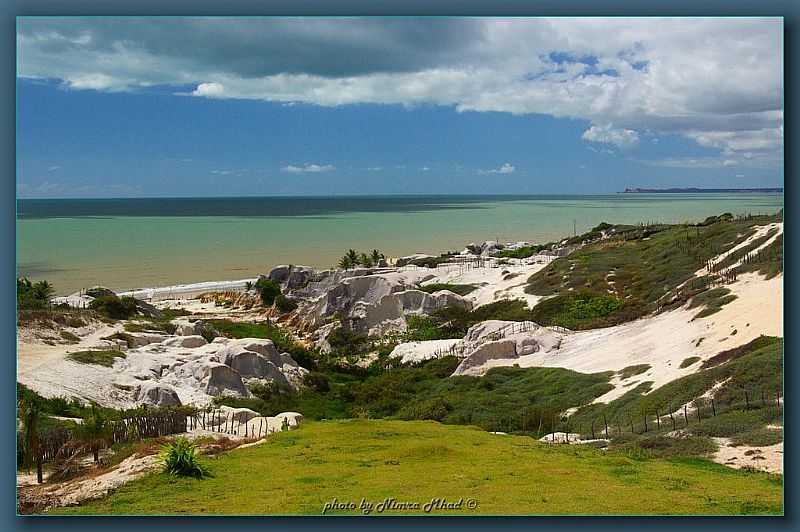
[
  {"left": 51, "top": 419, "right": 782, "bottom": 516},
  {"left": 216, "top": 356, "right": 613, "bottom": 435},
  {"left": 66, "top": 349, "right": 126, "bottom": 367},
  {"left": 680, "top": 357, "right": 701, "bottom": 369},
  {"left": 618, "top": 364, "right": 651, "bottom": 380},
  {"left": 730, "top": 427, "right": 783, "bottom": 447},
  {"left": 417, "top": 283, "right": 478, "bottom": 296},
  {"left": 689, "top": 288, "right": 737, "bottom": 319},
  {"left": 529, "top": 290, "right": 626, "bottom": 330}
]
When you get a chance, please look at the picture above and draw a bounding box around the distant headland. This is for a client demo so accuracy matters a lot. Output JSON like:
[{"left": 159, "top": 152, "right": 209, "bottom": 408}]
[{"left": 622, "top": 187, "right": 783, "bottom": 194}]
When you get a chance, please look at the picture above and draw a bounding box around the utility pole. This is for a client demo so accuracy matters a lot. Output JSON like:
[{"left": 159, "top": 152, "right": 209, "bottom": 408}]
[{"left": 573, "top": 219, "right": 576, "bottom": 237}]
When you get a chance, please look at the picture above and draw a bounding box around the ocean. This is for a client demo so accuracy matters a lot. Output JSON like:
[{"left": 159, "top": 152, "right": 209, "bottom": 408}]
[{"left": 16, "top": 194, "right": 783, "bottom": 295}]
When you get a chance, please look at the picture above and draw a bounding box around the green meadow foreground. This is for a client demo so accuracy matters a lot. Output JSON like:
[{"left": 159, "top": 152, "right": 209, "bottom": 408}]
[{"left": 53, "top": 419, "right": 781, "bottom": 516}]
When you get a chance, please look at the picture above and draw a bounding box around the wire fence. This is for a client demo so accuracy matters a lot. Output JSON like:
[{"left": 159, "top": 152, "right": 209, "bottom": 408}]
[{"left": 483, "top": 388, "right": 783, "bottom": 442}]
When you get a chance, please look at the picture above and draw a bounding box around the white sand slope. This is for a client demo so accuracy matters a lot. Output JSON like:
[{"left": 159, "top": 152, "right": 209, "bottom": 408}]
[{"left": 464, "top": 268, "right": 782, "bottom": 403}]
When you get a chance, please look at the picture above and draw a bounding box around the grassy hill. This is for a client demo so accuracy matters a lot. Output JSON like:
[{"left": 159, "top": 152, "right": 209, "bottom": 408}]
[
  {"left": 526, "top": 213, "right": 782, "bottom": 329},
  {"left": 53, "top": 419, "right": 781, "bottom": 516}
]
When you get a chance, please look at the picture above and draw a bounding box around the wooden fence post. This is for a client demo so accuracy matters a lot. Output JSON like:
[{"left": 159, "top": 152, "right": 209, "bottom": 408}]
[
  {"left": 684, "top": 404, "right": 689, "bottom": 426},
  {"left": 670, "top": 410, "right": 675, "bottom": 431},
  {"left": 711, "top": 398, "right": 716, "bottom": 417},
  {"left": 656, "top": 410, "right": 661, "bottom": 430},
  {"left": 603, "top": 414, "right": 609, "bottom": 439},
  {"left": 591, "top": 420, "right": 596, "bottom": 440}
]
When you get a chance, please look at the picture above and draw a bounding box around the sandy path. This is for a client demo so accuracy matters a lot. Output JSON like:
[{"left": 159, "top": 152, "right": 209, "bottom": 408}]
[{"left": 17, "top": 322, "right": 119, "bottom": 376}]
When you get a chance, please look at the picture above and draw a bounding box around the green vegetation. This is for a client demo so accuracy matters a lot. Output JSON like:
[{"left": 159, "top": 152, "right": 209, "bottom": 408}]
[
  {"left": 160, "top": 437, "right": 210, "bottom": 479},
  {"left": 208, "top": 319, "right": 316, "bottom": 370},
  {"left": 618, "top": 364, "right": 651, "bottom": 380},
  {"left": 688, "top": 287, "right": 737, "bottom": 319},
  {"left": 680, "top": 357, "right": 701, "bottom": 369},
  {"left": 123, "top": 317, "right": 178, "bottom": 334},
  {"left": 496, "top": 243, "right": 555, "bottom": 259},
  {"left": 72, "top": 405, "right": 113, "bottom": 463},
  {"left": 405, "top": 299, "right": 537, "bottom": 341},
  {"left": 254, "top": 278, "right": 281, "bottom": 306},
  {"left": 529, "top": 290, "right": 626, "bottom": 330},
  {"left": 525, "top": 213, "right": 781, "bottom": 327},
  {"left": 738, "top": 234, "right": 783, "bottom": 279},
  {"left": 731, "top": 427, "right": 783, "bottom": 447},
  {"left": 275, "top": 294, "right": 298, "bottom": 313},
  {"left": 59, "top": 330, "right": 80, "bottom": 343},
  {"left": 66, "top": 349, "right": 127, "bottom": 367},
  {"left": 89, "top": 295, "right": 138, "bottom": 320},
  {"left": 53, "top": 419, "right": 782, "bottom": 515},
  {"left": 102, "top": 331, "right": 137, "bottom": 348},
  {"left": 416, "top": 283, "right": 478, "bottom": 296},
  {"left": 17, "top": 277, "right": 55, "bottom": 310},
  {"left": 570, "top": 336, "right": 783, "bottom": 434},
  {"left": 17, "top": 390, "right": 44, "bottom": 483},
  {"left": 609, "top": 434, "right": 718, "bottom": 460},
  {"left": 338, "top": 248, "right": 386, "bottom": 269},
  {"left": 217, "top": 355, "right": 614, "bottom": 434}
]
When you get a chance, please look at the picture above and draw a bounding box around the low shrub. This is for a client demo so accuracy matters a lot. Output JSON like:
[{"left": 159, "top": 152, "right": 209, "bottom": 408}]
[
  {"left": 680, "top": 357, "right": 701, "bottom": 369},
  {"left": 618, "top": 364, "right": 651, "bottom": 379},
  {"left": 416, "top": 283, "right": 478, "bottom": 296},
  {"left": 529, "top": 290, "right": 626, "bottom": 330},
  {"left": 59, "top": 330, "right": 80, "bottom": 343},
  {"left": 89, "top": 295, "right": 138, "bottom": 320},
  {"left": 160, "top": 437, "right": 210, "bottom": 479},
  {"left": 255, "top": 278, "right": 281, "bottom": 306},
  {"left": 303, "top": 372, "right": 331, "bottom": 393},
  {"left": 275, "top": 294, "right": 298, "bottom": 313},
  {"left": 730, "top": 427, "right": 783, "bottom": 447}
]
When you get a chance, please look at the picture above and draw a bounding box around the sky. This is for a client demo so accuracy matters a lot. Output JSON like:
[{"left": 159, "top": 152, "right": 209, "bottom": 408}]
[{"left": 16, "top": 17, "right": 784, "bottom": 198}]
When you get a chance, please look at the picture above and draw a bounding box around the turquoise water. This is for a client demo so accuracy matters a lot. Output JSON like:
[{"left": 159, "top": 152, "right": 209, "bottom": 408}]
[{"left": 16, "top": 194, "right": 783, "bottom": 295}]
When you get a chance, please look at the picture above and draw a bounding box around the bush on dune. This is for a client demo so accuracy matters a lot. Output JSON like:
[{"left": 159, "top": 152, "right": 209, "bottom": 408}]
[{"left": 89, "top": 295, "right": 138, "bottom": 320}]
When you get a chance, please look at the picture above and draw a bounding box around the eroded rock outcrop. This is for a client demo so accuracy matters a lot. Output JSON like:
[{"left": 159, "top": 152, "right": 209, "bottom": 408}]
[{"left": 137, "top": 383, "right": 182, "bottom": 407}]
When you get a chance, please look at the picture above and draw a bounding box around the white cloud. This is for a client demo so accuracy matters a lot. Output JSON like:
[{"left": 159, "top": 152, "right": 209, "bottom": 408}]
[
  {"left": 420, "top": 166, "right": 430, "bottom": 171},
  {"left": 281, "top": 163, "right": 335, "bottom": 174},
  {"left": 191, "top": 82, "right": 226, "bottom": 98},
  {"left": 17, "top": 18, "right": 783, "bottom": 160},
  {"left": 47, "top": 165, "right": 60, "bottom": 172},
  {"left": 366, "top": 166, "right": 383, "bottom": 171},
  {"left": 480, "top": 162, "right": 516, "bottom": 174},
  {"left": 582, "top": 124, "right": 639, "bottom": 149}
]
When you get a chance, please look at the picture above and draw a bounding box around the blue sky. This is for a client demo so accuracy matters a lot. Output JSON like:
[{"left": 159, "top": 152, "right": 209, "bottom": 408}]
[{"left": 16, "top": 18, "right": 784, "bottom": 197}]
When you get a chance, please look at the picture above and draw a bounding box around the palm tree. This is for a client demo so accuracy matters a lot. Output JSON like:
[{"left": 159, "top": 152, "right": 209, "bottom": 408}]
[
  {"left": 32, "top": 280, "right": 54, "bottom": 302},
  {"left": 370, "top": 249, "right": 383, "bottom": 266},
  {"left": 18, "top": 394, "right": 43, "bottom": 483},
  {"left": 73, "top": 404, "right": 112, "bottom": 463},
  {"left": 338, "top": 255, "right": 354, "bottom": 270},
  {"left": 345, "top": 249, "right": 359, "bottom": 266},
  {"left": 359, "top": 253, "right": 373, "bottom": 268}
]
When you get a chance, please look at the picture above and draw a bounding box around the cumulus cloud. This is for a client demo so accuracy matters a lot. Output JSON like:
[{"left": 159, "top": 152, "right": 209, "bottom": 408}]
[
  {"left": 282, "top": 163, "right": 335, "bottom": 174},
  {"left": 480, "top": 163, "right": 516, "bottom": 174},
  {"left": 582, "top": 124, "right": 639, "bottom": 149},
  {"left": 17, "top": 17, "right": 783, "bottom": 159}
]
